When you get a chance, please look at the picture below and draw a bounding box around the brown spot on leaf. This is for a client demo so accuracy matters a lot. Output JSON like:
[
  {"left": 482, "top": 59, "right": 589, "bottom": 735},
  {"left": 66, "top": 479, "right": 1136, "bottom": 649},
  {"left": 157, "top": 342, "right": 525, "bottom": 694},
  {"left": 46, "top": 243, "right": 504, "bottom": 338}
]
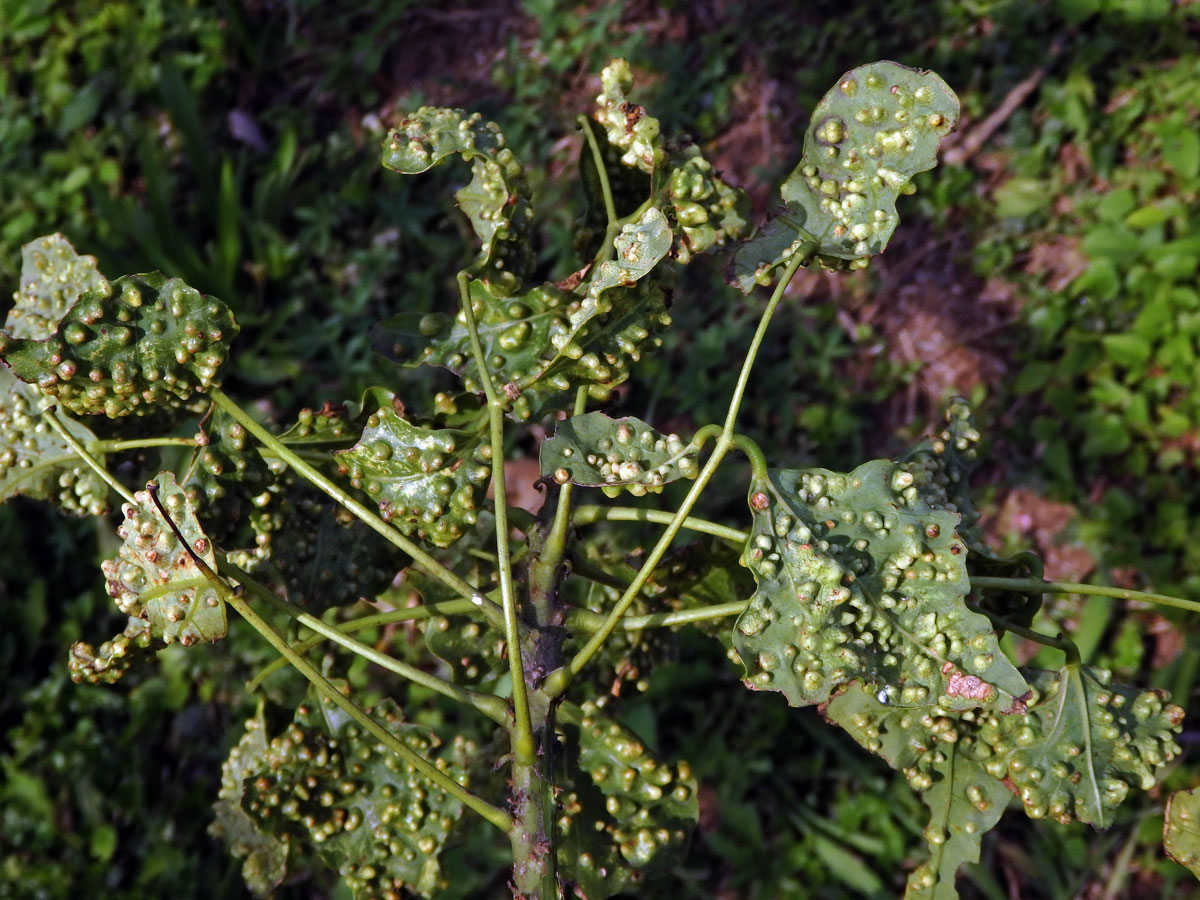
[
  {"left": 942, "top": 662, "right": 997, "bottom": 702},
  {"left": 750, "top": 491, "right": 769, "bottom": 510}
]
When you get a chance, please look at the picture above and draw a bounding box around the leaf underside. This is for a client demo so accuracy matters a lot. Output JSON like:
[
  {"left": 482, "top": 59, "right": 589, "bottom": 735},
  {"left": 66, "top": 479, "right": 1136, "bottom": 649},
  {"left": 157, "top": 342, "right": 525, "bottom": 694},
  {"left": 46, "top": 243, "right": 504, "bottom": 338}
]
[
  {"left": 540, "top": 411, "right": 698, "bottom": 497},
  {"left": 5, "top": 233, "right": 110, "bottom": 341},
  {"left": 731, "top": 60, "right": 959, "bottom": 290},
  {"left": 733, "top": 458, "right": 1029, "bottom": 712},
  {"left": 1166, "top": 787, "right": 1200, "bottom": 880}
]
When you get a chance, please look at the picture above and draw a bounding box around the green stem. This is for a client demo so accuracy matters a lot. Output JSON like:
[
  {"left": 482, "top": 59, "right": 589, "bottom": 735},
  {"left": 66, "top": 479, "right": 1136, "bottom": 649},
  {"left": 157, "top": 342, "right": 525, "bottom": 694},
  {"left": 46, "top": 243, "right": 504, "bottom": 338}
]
[
  {"left": 221, "top": 562, "right": 507, "bottom": 723},
  {"left": 971, "top": 576, "right": 1200, "bottom": 616},
  {"left": 967, "top": 600, "right": 1081, "bottom": 665},
  {"left": 227, "top": 590, "right": 512, "bottom": 831},
  {"left": 43, "top": 408, "right": 137, "bottom": 505},
  {"left": 94, "top": 437, "right": 198, "bottom": 452},
  {"left": 544, "top": 249, "right": 812, "bottom": 698},
  {"left": 208, "top": 388, "right": 504, "bottom": 628},
  {"left": 572, "top": 505, "right": 748, "bottom": 545},
  {"left": 579, "top": 115, "right": 620, "bottom": 266},
  {"left": 456, "top": 272, "right": 535, "bottom": 767},
  {"left": 567, "top": 600, "right": 748, "bottom": 632},
  {"left": 731, "top": 433, "right": 769, "bottom": 483},
  {"left": 246, "top": 598, "right": 479, "bottom": 691}
]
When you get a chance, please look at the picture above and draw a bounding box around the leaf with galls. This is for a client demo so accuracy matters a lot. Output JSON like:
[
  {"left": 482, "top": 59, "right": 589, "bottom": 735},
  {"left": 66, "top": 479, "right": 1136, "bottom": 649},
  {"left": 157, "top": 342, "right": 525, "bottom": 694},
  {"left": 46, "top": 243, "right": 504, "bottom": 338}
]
[
  {"left": 732, "top": 61, "right": 959, "bottom": 290},
  {"left": 0, "top": 271, "right": 239, "bottom": 418},
  {"left": 5, "top": 233, "right": 109, "bottom": 340},
  {"left": 733, "top": 459, "right": 1029, "bottom": 711},
  {"left": 334, "top": 399, "right": 491, "bottom": 549},
  {"left": 540, "top": 411, "right": 699, "bottom": 497},
  {"left": 556, "top": 702, "right": 699, "bottom": 899},
  {"left": 1166, "top": 787, "right": 1200, "bottom": 880}
]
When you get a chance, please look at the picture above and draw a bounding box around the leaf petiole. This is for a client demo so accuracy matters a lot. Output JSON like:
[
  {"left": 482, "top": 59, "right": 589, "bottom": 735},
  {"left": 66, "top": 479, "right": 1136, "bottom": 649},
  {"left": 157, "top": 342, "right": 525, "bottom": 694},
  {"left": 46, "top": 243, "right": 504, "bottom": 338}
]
[{"left": 42, "top": 408, "right": 137, "bottom": 506}]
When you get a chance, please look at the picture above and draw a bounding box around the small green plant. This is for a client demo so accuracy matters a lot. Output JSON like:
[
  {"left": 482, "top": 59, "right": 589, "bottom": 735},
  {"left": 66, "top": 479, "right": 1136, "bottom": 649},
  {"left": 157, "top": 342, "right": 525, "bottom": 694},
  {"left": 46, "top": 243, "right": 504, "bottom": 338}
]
[{"left": 4, "top": 58, "right": 1198, "bottom": 900}]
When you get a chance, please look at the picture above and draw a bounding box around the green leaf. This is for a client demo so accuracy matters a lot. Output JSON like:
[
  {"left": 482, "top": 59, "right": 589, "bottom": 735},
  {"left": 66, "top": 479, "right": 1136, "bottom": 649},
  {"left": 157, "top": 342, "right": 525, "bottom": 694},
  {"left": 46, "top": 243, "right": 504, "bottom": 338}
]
[
  {"left": 0, "top": 272, "right": 239, "bottom": 418},
  {"left": 540, "top": 412, "right": 698, "bottom": 497},
  {"left": 4, "top": 233, "right": 109, "bottom": 340},
  {"left": 67, "top": 616, "right": 153, "bottom": 685},
  {"left": 1165, "top": 787, "right": 1200, "bottom": 879},
  {"left": 382, "top": 107, "right": 534, "bottom": 294},
  {"left": 182, "top": 407, "right": 273, "bottom": 533},
  {"left": 0, "top": 366, "right": 109, "bottom": 515},
  {"left": 1101, "top": 332, "right": 1153, "bottom": 368},
  {"left": 732, "top": 61, "right": 959, "bottom": 290},
  {"left": 99, "top": 471, "right": 227, "bottom": 645},
  {"left": 374, "top": 209, "right": 672, "bottom": 419},
  {"left": 243, "top": 691, "right": 477, "bottom": 900},
  {"left": 334, "top": 399, "right": 491, "bottom": 549},
  {"left": 824, "top": 685, "right": 1011, "bottom": 900},
  {"left": 209, "top": 708, "right": 291, "bottom": 897},
  {"left": 976, "top": 666, "right": 1182, "bottom": 827},
  {"left": 557, "top": 703, "right": 699, "bottom": 899},
  {"left": 733, "top": 459, "right": 1029, "bottom": 712}
]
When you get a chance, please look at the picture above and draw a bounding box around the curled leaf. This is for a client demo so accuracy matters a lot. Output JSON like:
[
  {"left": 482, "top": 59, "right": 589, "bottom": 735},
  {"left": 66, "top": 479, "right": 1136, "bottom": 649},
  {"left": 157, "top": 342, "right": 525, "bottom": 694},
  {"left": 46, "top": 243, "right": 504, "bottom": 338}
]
[
  {"left": 540, "top": 412, "right": 698, "bottom": 497},
  {"left": 733, "top": 459, "right": 1029, "bottom": 712},
  {"left": 732, "top": 61, "right": 959, "bottom": 290},
  {"left": 0, "top": 272, "right": 239, "bottom": 417},
  {"left": 382, "top": 107, "right": 534, "bottom": 294}
]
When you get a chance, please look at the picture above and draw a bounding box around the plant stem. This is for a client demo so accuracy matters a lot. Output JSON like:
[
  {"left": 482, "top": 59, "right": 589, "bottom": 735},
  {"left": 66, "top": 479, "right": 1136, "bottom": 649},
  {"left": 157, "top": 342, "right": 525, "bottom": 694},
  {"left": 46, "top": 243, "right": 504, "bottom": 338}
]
[
  {"left": 43, "top": 408, "right": 137, "bottom": 505},
  {"left": 568, "top": 600, "right": 748, "bottom": 632},
  {"left": 246, "top": 598, "right": 479, "bottom": 691},
  {"left": 226, "top": 590, "right": 512, "bottom": 831},
  {"left": 572, "top": 505, "right": 748, "bottom": 544},
  {"left": 221, "top": 561, "right": 508, "bottom": 723},
  {"left": 731, "top": 433, "right": 769, "bottom": 483},
  {"left": 456, "top": 272, "right": 535, "bottom": 767},
  {"left": 967, "top": 600, "right": 1081, "bottom": 665},
  {"left": 544, "top": 248, "right": 812, "bottom": 698},
  {"left": 971, "top": 576, "right": 1200, "bottom": 616},
  {"left": 579, "top": 115, "right": 620, "bottom": 266},
  {"left": 94, "top": 437, "right": 198, "bottom": 452},
  {"left": 207, "top": 388, "right": 505, "bottom": 628}
]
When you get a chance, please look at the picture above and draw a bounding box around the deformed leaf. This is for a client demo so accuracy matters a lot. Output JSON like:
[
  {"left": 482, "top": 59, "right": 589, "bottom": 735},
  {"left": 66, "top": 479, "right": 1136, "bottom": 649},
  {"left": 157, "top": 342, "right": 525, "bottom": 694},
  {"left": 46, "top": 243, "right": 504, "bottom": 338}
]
[
  {"left": 100, "top": 471, "right": 227, "bottom": 646},
  {"left": 183, "top": 407, "right": 272, "bottom": 533},
  {"left": 0, "top": 272, "right": 239, "bottom": 417},
  {"left": 824, "top": 684, "right": 1011, "bottom": 900},
  {"left": 976, "top": 666, "right": 1183, "bottom": 827},
  {"left": 334, "top": 400, "right": 491, "bottom": 549},
  {"left": 733, "top": 459, "right": 1029, "bottom": 712},
  {"left": 209, "top": 708, "right": 291, "bottom": 897},
  {"left": 1165, "top": 787, "right": 1200, "bottom": 879},
  {"left": 557, "top": 703, "right": 698, "bottom": 899},
  {"left": 382, "top": 107, "right": 534, "bottom": 294},
  {"left": 540, "top": 412, "right": 698, "bottom": 497},
  {"left": 594, "top": 59, "right": 666, "bottom": 175},
  {"left": 68, "top": 616, "right": 153, "bottom": 684},
  {"left": 5, "top": 233, "right": 109, "bottom": 340},
  {"left": 375, "top": 213, "right": 672, "bottom": 420},
  {"left": 1, "top": 366, "right": 109, "bottom": 515},
  {"left": 242, "top": 691, "right": 478, "bottom": 900},
  {"left": 732, "top": 61, "right": 959, "bottom": 290}
]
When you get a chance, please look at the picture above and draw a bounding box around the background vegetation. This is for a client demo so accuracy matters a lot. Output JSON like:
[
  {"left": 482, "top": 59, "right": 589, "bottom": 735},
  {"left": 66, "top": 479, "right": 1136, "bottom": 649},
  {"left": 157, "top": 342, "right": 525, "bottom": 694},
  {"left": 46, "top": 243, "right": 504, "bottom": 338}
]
[{"left": 3, "top": 0, "right": 1200, "bottom": 897}]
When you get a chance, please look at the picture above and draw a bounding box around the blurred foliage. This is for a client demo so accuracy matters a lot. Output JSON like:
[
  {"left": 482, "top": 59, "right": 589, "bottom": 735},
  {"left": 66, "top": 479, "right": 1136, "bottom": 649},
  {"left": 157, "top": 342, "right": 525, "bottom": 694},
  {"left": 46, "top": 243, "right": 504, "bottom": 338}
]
[{"left": 4, "top": 0, "right": 1200, "bottom": 898}]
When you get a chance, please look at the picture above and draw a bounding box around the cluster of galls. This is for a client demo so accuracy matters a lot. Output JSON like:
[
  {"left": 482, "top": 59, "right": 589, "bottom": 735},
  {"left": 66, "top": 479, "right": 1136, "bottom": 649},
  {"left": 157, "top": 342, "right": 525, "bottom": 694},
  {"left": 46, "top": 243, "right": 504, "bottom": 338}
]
[
  {"left": 241, "top": 697, "right": 475, "bottom": 900},
  {"left": 6, "top": 233, "right": 109, "bottom": 341},
  {"left": 0, "top": 371, "right": 108, "bottom": 514},
  {"left": 100, "top": 474, "right": 227, "bottom": 647},
  {"left": 229, "top": 474, "right": 399, "bottom": 610},
  {"left": 666, "top": 148, "right": 749, "bottom": 264},
  {"left": 68, "top": 616, "right": 153, "bottom": 684},
  {"left": 543, "top": 413, "right": 697, "bottom": 498},
  {"left": 334, "top": 404, "right": 491, "bottom": 550},
  {"left": 0, "top": 273, "right": 238, "bottom": 418},
  {"left": 556, "top": 703, "right": 697, "bottom": 895},
  {"left": 594, "top": 59, "right": 665, "bottom": 175},
  {"left": 736, "top": 459, "right": 1028, "bottom": 714}
]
